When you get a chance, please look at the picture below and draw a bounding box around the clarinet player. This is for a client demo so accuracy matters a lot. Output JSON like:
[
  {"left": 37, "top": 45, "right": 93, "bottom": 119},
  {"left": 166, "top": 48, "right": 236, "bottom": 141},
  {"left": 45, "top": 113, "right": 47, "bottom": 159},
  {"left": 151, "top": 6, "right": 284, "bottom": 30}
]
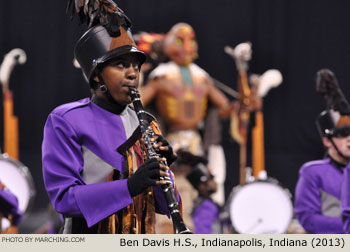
[{"left": 42, "top": 1, "right": 181, "bottom": 234}]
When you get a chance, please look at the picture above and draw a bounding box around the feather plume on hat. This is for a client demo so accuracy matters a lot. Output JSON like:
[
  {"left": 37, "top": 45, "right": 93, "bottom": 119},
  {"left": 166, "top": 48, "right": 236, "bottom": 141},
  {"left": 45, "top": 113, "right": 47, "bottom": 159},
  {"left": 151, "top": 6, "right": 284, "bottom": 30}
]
[
  {"left": 66, "top": 0, "right": 131, "bottom": 36},
  {"left": 316, "top": 69, "right": 350, "bottom": 135},
  {"left": 316, "top": 69, "right": 350, "bottom": 115}
]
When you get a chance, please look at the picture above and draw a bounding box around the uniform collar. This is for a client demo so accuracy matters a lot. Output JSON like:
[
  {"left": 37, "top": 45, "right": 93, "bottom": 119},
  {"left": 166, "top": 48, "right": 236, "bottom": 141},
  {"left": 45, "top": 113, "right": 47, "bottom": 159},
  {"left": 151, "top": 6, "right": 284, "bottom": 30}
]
[
  {"left": 328, "top": 156, "right": 347, "bottom": 173},
  {"left": 91, "top": 94, "right": 126, "bottom": 115}
]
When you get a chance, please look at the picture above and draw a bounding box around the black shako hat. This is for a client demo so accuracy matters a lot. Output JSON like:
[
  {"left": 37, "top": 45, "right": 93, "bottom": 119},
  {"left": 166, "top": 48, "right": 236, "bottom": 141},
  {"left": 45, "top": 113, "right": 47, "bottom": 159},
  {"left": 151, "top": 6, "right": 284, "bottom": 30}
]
[
  {"left": 317, "top": 110, "right": 350, "bottom": 137},
  {"left": 315, "top": 69, "right": 350, "bottom": 138},
  {"left": 186, "top": 163, "right": 214, "bottom": 190},
  {"left": 74, "top": 25, "right": 146, "bottom": 84}
]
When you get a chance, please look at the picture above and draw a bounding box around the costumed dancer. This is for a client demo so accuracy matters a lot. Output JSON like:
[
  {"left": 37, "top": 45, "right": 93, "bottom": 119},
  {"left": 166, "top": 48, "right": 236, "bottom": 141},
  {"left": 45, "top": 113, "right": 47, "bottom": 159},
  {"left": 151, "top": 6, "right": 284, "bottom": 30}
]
[
  {"left": 42, "top": 0, "right": 181, "bottom": 233},
  {"left": 140, "top": 22, "right": 232, "bottom": 232},
  {"left": 294, "top": 69, "right": 350, "bottom": 233}
]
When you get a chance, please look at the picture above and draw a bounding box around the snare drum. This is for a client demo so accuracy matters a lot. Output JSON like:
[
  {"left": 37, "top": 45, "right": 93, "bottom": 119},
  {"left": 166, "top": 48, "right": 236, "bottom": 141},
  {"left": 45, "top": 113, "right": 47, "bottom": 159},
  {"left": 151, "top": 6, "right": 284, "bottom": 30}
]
[
  {"left": 226, "top": 178, "right": 293, "bottom": 234},
  {"left": 0, "top": 153, "right": 35, "bottom": 230}
]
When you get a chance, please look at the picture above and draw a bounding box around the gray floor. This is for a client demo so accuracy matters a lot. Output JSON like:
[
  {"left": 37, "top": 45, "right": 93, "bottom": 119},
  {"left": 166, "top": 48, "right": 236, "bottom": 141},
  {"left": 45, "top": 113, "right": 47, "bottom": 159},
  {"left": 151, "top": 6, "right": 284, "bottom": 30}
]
[{"left": 17, "top": 208, "right": 54, "bottom": 234}]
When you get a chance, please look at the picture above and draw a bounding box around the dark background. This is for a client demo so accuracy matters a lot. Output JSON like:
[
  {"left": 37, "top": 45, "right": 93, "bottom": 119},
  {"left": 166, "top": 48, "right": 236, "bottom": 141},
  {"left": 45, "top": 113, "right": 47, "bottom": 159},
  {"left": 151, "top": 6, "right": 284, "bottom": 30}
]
[{"left": 1, "top": 0, "right": 350, "bottom": 217}]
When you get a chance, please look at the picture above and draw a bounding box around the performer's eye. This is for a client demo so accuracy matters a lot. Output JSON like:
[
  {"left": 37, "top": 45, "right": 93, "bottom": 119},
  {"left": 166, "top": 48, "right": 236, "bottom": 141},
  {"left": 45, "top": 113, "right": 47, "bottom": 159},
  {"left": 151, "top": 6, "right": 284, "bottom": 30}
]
[
  {"left": 132, "top": 63, "right": 140, "bottom": 71},
  {"left": 109, "top": 60, "right": 125, "bottom": 68},
  {"left": 116, "top": 62, "right": 126, "bottom": 68},
  {"left": 175, "top": 38, "right": 183, "bottom": 45}
]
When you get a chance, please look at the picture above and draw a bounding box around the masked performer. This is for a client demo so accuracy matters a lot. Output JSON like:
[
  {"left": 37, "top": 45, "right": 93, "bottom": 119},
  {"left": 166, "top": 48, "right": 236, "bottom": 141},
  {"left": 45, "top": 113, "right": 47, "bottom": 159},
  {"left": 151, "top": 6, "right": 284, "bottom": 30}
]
[
  {"left": 294, "top": 69, "right": 350, "bottom": 233},
  {"left": 140, "top": 23, "right": 232, "bottom": 230},
  {"left": 42, "top": 0, "right": 182, "bottom": 234}
]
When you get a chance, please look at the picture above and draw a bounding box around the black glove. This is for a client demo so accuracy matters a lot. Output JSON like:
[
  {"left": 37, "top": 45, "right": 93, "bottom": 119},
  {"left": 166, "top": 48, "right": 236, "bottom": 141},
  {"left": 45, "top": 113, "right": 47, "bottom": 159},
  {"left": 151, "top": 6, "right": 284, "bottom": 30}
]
[
  {"left": 127, "top": 158, "right": 160, "bottom": 197},
  {"left": 153, "top": 134, "right": 177, "bottom": 165},
  {"left": 176, "top": 149, "right": 208, "bottom": 167}
]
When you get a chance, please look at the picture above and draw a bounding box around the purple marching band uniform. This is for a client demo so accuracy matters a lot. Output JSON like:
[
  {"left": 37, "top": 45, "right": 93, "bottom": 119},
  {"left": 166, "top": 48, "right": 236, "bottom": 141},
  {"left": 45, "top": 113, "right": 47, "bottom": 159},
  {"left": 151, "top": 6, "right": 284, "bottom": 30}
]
[
  {"left": 294, "top": 158, "right": 345, "bottom": 233},
  {"left": 192, "top": 197, "right": 219, "bottom": 234},
  {"left": 42, "top": 97, "right": 174, "bottom": 233},
  {"left": 342, "top": 163, "right": 350, "bottom": 233},
  {"left": 0, "top": 187, "right": 22, "bottom": 225}
]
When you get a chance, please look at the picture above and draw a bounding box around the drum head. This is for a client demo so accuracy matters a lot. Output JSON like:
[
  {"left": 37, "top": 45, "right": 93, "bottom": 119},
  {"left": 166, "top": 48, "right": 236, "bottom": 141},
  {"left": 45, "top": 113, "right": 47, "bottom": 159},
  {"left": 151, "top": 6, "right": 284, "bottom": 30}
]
[
  {"left": 229, "top": 180, "right": 293, "bottom": 234},
  {"left": 0, "top": 154, "right": 35, "bottom": 229}
]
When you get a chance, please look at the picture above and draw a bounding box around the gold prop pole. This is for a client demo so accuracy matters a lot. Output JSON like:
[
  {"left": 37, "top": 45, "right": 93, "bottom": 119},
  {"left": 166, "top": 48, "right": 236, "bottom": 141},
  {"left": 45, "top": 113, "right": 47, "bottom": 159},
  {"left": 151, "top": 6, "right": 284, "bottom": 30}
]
[
  {"left": 252, "top": 110, "right": 265, "bottom": 178},
  {"left": 3, "top": 88, "right": 19, "bottom": 160},
  {"left": 0, "top": 49, "right": 26, "bottom": 160}
]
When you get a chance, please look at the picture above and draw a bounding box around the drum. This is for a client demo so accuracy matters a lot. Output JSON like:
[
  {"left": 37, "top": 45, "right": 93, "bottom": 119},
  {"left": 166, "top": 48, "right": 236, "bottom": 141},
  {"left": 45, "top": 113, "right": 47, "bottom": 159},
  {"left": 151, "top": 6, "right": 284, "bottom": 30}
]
[
  {"left": 0, "top": 153, "right": 35, "bottom": 230},
  {"left": 226, "top": 178, "right": 293, "bottom": 234}
]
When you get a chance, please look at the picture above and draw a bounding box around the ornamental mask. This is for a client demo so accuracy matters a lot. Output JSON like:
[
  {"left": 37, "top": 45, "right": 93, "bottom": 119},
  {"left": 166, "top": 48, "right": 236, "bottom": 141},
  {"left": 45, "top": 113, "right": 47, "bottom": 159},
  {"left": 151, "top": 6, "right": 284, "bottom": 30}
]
[{"left": 163, "top": 23, "right": 198, "bottom": 66}]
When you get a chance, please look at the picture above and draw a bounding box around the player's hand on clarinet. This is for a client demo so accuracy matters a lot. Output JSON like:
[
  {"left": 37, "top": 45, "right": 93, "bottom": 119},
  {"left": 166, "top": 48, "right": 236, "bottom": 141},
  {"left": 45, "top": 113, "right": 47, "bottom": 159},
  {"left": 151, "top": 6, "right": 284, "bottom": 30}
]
[
  {"left": 127, "top": 157, "right": 169, "bottom": 197},
  {"left": 150, "top": 134, "right": 177, "bottom": 165}
]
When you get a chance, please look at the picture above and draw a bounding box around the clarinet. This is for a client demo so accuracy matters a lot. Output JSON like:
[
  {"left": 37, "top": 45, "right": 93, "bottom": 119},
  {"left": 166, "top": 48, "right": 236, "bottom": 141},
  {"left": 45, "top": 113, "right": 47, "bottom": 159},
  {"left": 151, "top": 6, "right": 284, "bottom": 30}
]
[{"left": 128, "top": 87, "right": 192, "bottom": 234}]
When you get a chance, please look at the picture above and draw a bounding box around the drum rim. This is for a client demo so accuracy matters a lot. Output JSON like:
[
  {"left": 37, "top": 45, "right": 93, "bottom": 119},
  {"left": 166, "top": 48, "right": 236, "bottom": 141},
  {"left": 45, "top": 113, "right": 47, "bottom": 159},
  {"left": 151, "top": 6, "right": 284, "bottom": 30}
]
[{"left": 0, "top": 153, "right": 36, "bottom": 214}]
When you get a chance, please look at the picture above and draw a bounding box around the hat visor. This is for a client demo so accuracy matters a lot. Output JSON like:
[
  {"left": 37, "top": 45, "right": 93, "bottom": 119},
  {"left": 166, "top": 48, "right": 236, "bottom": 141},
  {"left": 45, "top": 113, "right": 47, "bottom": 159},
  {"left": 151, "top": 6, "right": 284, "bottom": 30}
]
[
  {"left": 97, "top": 45, "right": 146, "bottom": 66},
  {"left": 88, "top": 45, "right": 146, "bottom": 83}
]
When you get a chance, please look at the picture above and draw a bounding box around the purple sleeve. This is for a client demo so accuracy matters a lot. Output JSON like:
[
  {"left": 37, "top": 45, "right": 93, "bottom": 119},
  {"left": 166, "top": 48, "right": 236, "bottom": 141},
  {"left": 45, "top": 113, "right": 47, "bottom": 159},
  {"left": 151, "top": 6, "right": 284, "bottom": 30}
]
[
  {"left": 192, "top": 199, "right": 219, "bottom": 234},
  {"left": 153, "top": 170, "right": 179, "bottom": 216},
  {"left": 294, "top": 167, "right": 343, "bottom": 233},
  {"left": 0, "top": 189, "right": 23, "bottom": 225},
  {"left": 0, "top": 188, "right": 18, "bottom": 211},
  {"left": 342, "top": 165, "right": 350, "bottom": 233},
  {"left": 42, "top": 113, "right": 132, "bottom": 227}
]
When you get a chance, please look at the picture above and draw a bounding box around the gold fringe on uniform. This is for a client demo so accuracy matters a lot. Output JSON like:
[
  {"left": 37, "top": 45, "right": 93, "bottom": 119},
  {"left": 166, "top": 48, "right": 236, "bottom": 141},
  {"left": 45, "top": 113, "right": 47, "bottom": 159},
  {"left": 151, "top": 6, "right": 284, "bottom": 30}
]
[{"left": 97, "top": 137, "right": 156, "bottom": 234}]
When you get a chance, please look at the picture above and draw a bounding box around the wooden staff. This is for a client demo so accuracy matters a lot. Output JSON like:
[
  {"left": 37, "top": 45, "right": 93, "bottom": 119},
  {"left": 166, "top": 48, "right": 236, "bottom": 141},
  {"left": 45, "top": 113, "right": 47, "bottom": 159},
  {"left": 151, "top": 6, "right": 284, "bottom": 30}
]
[
  {"left": 0, "top": 49, "right": 27, "bottom": 160},
  {"left": 237, "top": 70, "right": 252, "bottom": 184},
  {"left": 225, "top": 43, "right": 252, "bottom": 185}
]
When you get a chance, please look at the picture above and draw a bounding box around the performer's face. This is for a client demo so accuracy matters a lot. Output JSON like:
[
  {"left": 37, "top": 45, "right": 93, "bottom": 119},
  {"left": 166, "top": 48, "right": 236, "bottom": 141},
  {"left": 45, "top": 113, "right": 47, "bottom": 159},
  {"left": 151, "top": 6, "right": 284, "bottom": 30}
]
[
  {"left": 207, "top": 178, "right": 217, "bottom": 194},
  {"left": 99, "top": 53, "right": 141, "bottom": 105},
  {"left": 165, "top": 24, "right": 198, "bottom": 66},
  {"left": 323, "top": 127, "right": 350, "bottom": 163},
  {"left": 198, "top": 178, "right": 217, "bottom": 196}
]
